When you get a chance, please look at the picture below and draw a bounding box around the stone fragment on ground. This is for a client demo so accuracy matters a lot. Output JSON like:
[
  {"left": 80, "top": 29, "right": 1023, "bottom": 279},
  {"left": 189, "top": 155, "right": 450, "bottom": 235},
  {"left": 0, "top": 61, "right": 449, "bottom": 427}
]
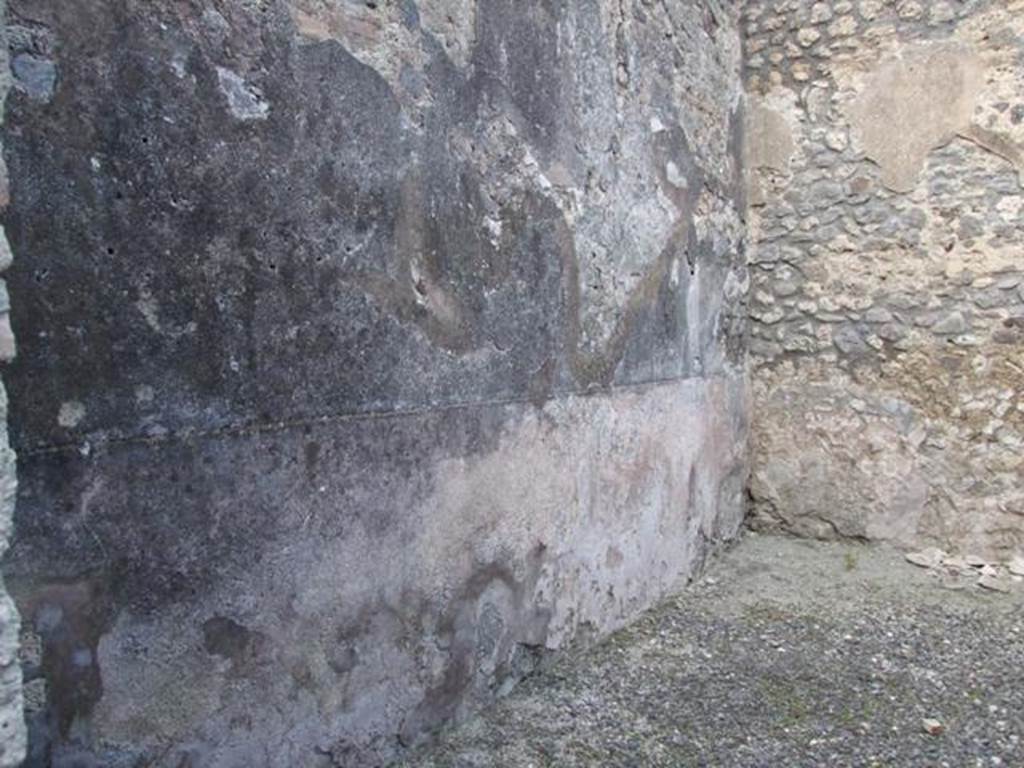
[
  {"left": 905, "top": 547, "right": 945, "bottom": 569},
  {"left": 903, "top": 548, "right": 1023, "bottom": 594},
  {"left": 922, "top": 718, "right": 944, "bottom": 736},
  {"left": 943, "top": 555, "right": 969, "bottom": 571},
  {"left": 978, "top": 574, "right": 1012, "bottom": 594}
]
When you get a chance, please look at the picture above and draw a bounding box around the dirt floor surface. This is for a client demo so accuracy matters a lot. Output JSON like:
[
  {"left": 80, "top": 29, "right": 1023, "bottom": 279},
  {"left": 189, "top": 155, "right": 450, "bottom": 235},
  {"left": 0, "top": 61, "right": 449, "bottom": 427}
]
[{"left": 405, "top": 533, "right": 1024, "bottom": 767}]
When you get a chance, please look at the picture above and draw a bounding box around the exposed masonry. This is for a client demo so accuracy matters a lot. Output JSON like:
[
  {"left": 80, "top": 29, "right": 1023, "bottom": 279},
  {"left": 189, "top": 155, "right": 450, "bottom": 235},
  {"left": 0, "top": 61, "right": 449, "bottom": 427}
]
[
  {"left": 744, "top": 0, "right": 1024, "bottom": 555},
  {"left": 0, "top": 1, "right": 24, "bottom": 764}
]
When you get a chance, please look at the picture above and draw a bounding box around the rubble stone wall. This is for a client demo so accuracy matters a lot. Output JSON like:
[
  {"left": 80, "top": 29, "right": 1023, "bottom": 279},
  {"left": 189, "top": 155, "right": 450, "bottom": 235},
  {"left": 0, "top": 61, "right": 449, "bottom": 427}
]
[{"left": 744, "top": 0, "right": 1024, "bottom": 556}]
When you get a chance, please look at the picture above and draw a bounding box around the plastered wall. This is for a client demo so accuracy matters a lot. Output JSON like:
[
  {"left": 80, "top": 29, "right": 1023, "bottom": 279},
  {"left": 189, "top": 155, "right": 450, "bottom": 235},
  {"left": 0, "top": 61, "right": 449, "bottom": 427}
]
[{"left": 1, "top": 1, "right": 748, "bottom": 765}]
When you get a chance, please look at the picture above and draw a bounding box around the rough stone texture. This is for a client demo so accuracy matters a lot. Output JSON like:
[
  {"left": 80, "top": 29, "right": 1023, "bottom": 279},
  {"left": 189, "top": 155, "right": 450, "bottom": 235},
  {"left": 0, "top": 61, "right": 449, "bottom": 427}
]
[
  {"left": 2, "top": 1, "right": 747, "bottom": 765},
  {"left": 406, "top": 533, "right": 1024, "bottom": 767},
  {"left": 0, "top": 1, "right": 26, "bottom": 765},
  {"left": 744, "top": 0, "right": 1024, "bottom": 557}
]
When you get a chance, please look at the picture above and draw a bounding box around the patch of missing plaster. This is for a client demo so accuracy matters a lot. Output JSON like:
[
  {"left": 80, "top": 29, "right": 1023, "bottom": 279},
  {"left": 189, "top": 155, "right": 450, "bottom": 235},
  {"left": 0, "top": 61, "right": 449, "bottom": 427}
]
[
  {"left": 216, "top": 66, "right": 269, "bottom": 121},
  {"left": 289, "top": 0, "right": 375, "bottom": 45},
  {"left": 417, "top": 0, "right": 477, "bottom": 70},
  {"left": 202, "top": 616, "right": 261, "bottom": 667},
  {"left": 57, "top": 401, "right": 86, "bottom": 429},
  {"left": 846, "top": 43, "right": 984, "bottom": 193},
  {"left": 287, "top": 0, "right": 428, "bottom": 104},
  {"left": 11, "top": 54, "right": 56, "bottom": 103}
]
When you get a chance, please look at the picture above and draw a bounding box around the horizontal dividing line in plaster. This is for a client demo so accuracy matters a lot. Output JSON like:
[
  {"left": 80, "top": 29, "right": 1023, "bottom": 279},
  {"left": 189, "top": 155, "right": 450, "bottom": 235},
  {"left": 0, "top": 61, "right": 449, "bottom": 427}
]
[{"left": 19, "top": 371, "right": 744, "bottom": 458}]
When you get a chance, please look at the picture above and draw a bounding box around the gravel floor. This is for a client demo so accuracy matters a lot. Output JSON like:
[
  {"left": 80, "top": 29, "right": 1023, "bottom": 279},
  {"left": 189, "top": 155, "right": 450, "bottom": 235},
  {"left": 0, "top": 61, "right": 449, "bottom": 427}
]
[{"left": 404, "top": 533, "right": 1024, "bottom": 768}]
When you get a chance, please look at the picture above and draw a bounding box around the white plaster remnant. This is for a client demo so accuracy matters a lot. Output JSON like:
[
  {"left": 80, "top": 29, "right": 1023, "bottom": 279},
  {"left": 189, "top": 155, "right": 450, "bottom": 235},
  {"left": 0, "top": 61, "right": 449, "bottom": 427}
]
[
  {"left": 745, "top": 98, "right": 795, "bottom": 173},
  {"left": 744, "top": 94, "right": 798, "bottom": 205},
  {"left": 846, "top": 43, "right": 984, "bottom": 192},
  {"left": 483, "top": 216, "right": 502, "bottom": 245},
  {"left": 136, "top": 288, "right": 162, "bottom": 333},
  {"left": 665, "top": 161, "right": 689, "bottom": 189}
]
